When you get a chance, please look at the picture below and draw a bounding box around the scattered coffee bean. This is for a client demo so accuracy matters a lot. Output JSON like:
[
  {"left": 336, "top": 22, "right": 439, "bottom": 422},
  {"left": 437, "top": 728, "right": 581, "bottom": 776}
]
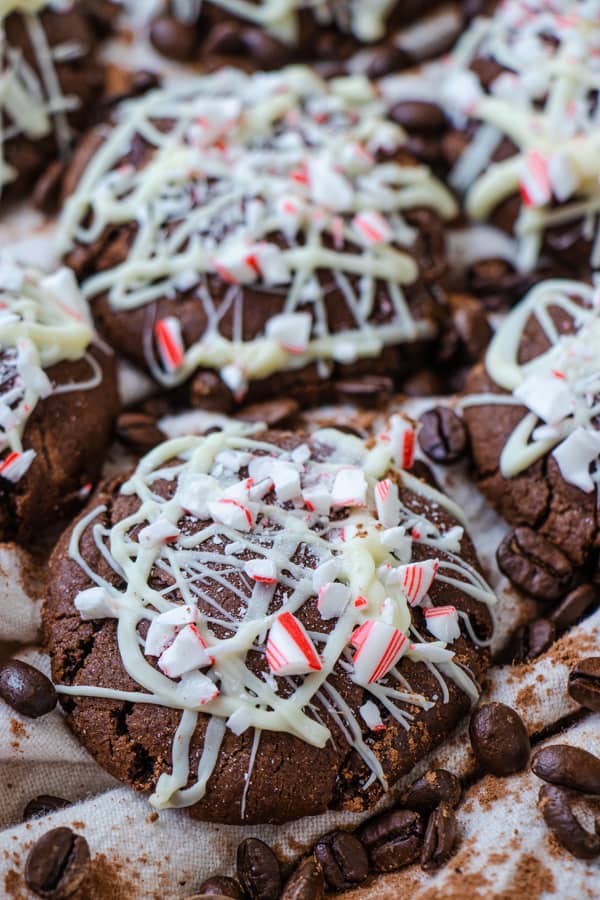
[
  {"left": 23, "top": 797, "right": 70, "bottom": 822},
  {"left": 116, "top": 412, "right": 165, "bottom": 455},
  {"left": 150, "top": 15, "right": 197, "bottom": 60},
  {"left": 366, "top": 45, "right": 412, "bottom": 79},
  {"left": 420, "top": 802, "right": 457, "bottom": 872},
  {"left": 334, "top": 376, "right": 394, "bottom": 408},
  {"left": 313, "top": 830, "right": 368, "bottom": 891},
  {"left": 281, "top": 857, "right": 324, "bottom": 900},
  {"left": 0, "top": 660, "right": 57, "bottom": 718},
  {"left": 469, "top": 702, "right": 530, "bottom": 775},
  {"left": 501, "top": 618, "right": 556, "bottom": 664},
  {"left": 190, "top": 370, "right": 233, "bottom": 412},
  {"left": 550, "top": 584, "right": 596, "bottom": 634},
  {"left": 358, "top": 809, "right": 424, "bottom": 873},
  {"left": 25, "top": 827, "right": 90, "bottom": 898},
  {"left": 532, "top": 745, "right": 600, "bottom": 795},
  {"left": 196, "top": 875, "right": 245, "bottom": 898},
  {"left": 237, "top": 838, "right": 281, "bottom": 900},
  {"left": 538, "top": 784, "right": 600, "bottom": 860},
  {"left": 466, "top": 258, "right": 561, "bottom": 312},
  {"left": 240, "top": 28, "right": 288, "bottom": 68},
  {"left": 568, "top": 657, "right": 600, "bottom": 713},
  {"left": 390, "top": 101, "right": 446, "bottom": 134},
  {"left": 403, "top": 769, "right": 461, "bottom": 813},
  {"left": 237, "top": 398, "right": 299, "bottom": 427},
  {"left": 418, "top": 406, "right": 468, "bottom": 465},
  {"left": 496, "top": 527, "right": 572, "bottom": 601}
]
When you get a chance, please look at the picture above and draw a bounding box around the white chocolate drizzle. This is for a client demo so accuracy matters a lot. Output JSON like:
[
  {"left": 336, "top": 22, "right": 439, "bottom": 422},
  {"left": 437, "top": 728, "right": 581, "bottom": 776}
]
[
  {"left": 56, "top": 422, "right": 496, "bottom": 814},
  {"left": 56, "top": 67, "right": 456, "bottom": 394}
]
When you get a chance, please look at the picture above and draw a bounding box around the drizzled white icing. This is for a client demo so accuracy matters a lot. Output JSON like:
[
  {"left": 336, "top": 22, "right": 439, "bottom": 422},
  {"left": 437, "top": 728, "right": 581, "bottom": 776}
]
[
  {"left": 0, "top": 1, "right": 87, "bottom": 189},
  {"left": 434, "top": 0, "right": 600, "bottom": 270},
  {"left": 463, "top": 278, "right": 600, "bottom": 491},
  {"left": 56, "top": 421, "right": 496, "bottom": 813},
  {"left": 0, "top": 258, "right": 97, "bottom": 482},
  {"left": 56, "top": 67, "right": 456, "bottom": 395}
]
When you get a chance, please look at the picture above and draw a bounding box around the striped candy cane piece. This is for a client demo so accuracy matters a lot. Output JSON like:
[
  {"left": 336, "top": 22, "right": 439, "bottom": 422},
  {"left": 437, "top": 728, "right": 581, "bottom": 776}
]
[
  {"left": 352, "top": 210, "right": 392, "bottom": 245},
  {"left": 359, "top": 700, "right": 386, "bottom": 731},
  {"left": 0, "top": 449, "right": 35, "bottom": 482},
  {"left": 392, "top": 559, "right": 439, "bottom": 607},
  {"left": 350, "top": 619, "right": 408, "bottom": 684},
  {"left": 266, "top": 611, "right": 322, "bottom": 676},
  {"left": 520, "top": 150, "right": 551, "bottom": 208},
  {"left": 388, "top": 416, "right": 416, "bottom": 469},
  {"left": 374, "top": 478, "right": 400, "bottom": 527},
  {"left": 154, "top": 316, "right": 184, "bottom": 373},
  {"left": 265, "top": 312, "right": 312, "bottom": 354},
  {"left": 244, "top": 558, "right": 278, "bottom": 584},
  {"left": 138, "top": 517, "right": 180, "bottom": 549},
  {"left": 423, "top": 605, "right": 460, "bottom": 643},
  {"left": 331, "top": 467, "right": 367, "bottom": 508},
  {"left": 317, "top": 582, "right": 350, "bottom": 620},
  {"left": 158, "top": 623, "right": 213, "bottom": 678},
  {"left": 175, "top": 670, "right": 219, "bottom": 706},
  {"left": 145, "top": 605, "right": 200, "bottom": 657}
]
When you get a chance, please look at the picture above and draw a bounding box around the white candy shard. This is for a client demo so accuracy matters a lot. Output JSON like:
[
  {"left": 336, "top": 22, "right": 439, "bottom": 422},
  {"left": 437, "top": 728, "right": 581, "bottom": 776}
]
[
  {"left": 0, "top": 449, "right": 35, "bottom": 482},
  {"left": 352, "top": 211, "right": 392, "bottom": 246},
  {"left": 266, "top": 611, "right": 322, "bottom": 676},
  {"left": 175, "top": 670, "right": 218, "bottom": 706},
  {"left": 409, "top": 641, "right": 455, "bottom": 663},
  {"left": 374, "top": 478, "right": 400, "bottom": 527},
  {"left": 380, "top": 527, "right": 412, "bottom": 562},
  {"left": 227, "top": 706, "right": 253, "bottom": 735},
  {"left": 390, "top": 559, "right": 439, "bottom": 607},
  {"left": 266, "top": 312, "right": 312, "bottom": 353},
  {"left": 514, "top": 373, "right": 573, "bottom": 423},
  {"left": 359, "top": 699, "right": 385, "bottom": 731},
  {"left": 317, "top": 581, "right": 350, "bottom": 619},
  {"left": 138, "top": 517, "right": 180, "bottom": 549},
  {"left": 144, "top": 605, "right": 199, "bottom": 657},
  {"left": 350, "top": 619, "right": 408, "bottom": 684},
  {"left": 74, "top": 586, "right": 119, "bottom": 620},
  {"left": 423, "top": 606, "right": 460, "bottom": 643},
  {"left": 208, "top": 481, "right": 257, "bottom": 532},
  {"left": 158, "top": 624, "right": 213, "bottom": 678},
  {"left": 387, "top": 416, "right": 416, "bottom": 469},
  {"left": 302, "top": 484, "right": 331, "bottom": 515},
  {"left": 331, "top": 467, "right": 367, "bottom": 508},
  {"left": 520, "top": 150, "right": 551, "bottom": 208},
  {"left": 548, "top": 152, "right": 579, "bottom": 202},
  {"left": 552, "top": 426, "right": 600, "bottom": 493},
  {"left": 155, "top": 316, "right": 184, "bottom": 372},
  {"left": 178, "top": 473, "right": 217, "bottom": 518},
  {"left": 244, "top": 558, "right": 277, "bottom": 584},
  {"left": 271, "top": 459, "right": 301, "bottom": 502},
  {"left": 312, "top": 557, "right": 340, "bottom": 591},
  {"left": 40, "top": 267, "right": 92, "bottom": 326}
]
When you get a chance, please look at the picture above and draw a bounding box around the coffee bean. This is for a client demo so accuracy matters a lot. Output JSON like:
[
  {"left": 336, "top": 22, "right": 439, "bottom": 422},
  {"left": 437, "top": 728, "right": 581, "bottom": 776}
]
[
  {"left": 469, "top": 56, "right": 505, "bottom": 89},
  {"left": 190, "top": 370, "right": 233, "bottom": 413},
  {"left": 150, "top": 15, "right": 197, "bottom": 60},
  {"left": 403, "top": 770, "right": 461, "bottom": 813},
  {"left": 237, "top": 398, "right": 299, "bottom": 427},
  {"left": 449, "top": 293, "right": 492, "bottom": 362},
  {"left": 0, "top": 660, "right": 57, "bottom": 718},
  {"left": 466, "top": 258, "right": 543, "bottom": 312},
  {"left": 568, "top": 658, "right": 600, "bottom": 712},
  {"left": 366, "top": 45, "right": 412, "bottom": 79},
  {"left": 116, "top": 412, "right": 165, "bottom": 455},
  {"left": 23, "top": 797, "right": 70, "bottom": 822},
  {"left": 25, "top": 827, "right": 90, "bottom": 898},
  {"left": 358, "top": 809, "right": 424, "bottom": 873},
  {"left": 418, "top": 407, "right": 468, "bottom": 465},
  {"left": 501, "top": 617, "right": 556, "bottom": 664},
  {"left": 241, "top": 28, "right": 288, "bottom": 68},
  {"left": 281, "top": 857, "right": 324, "bottom": 900},
  {"left": 237, "top": 838, "right": 281, "bottom": 900},
  {"left": 390, "top": 101, "right": 447, "bottom": 134},
  {"left": 334, "top": 376, "right": 394, "bottom": 408},
  {"left": 550, "top": 584, "right": 596, "bottom": 634},
  {"left": 496, "top": 527, "right": 572, "bottom": 601},
  {"left": 420, "top": 802, "right": 457, "bottom": 872},
  {"left": 469, "top": 702, "right": 530, "bottom": 775},
  {"left": 196, "top": 876, "right": 245, "bottom": 899},
  {"left": 313, "top": 831, "right": 368, "bottom": 891},
  {"left": 203, "top": 21, "right": 245, "bottom": 55},
  {"left": 538, "top": 784, "right": 600, "bottom": 860},
  {"left": 532, "top": 745, "right": 600, "bottom": 795}
]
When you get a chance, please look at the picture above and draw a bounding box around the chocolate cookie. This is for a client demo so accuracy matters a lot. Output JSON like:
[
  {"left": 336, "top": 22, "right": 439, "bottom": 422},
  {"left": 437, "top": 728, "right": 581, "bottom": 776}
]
[
  {"left": 0, "top": 0, "right": 116, "bottom": 204},
  {"left": 44, "top": 420, "right": 495, "bottom": 825},
  {"left": 463, "top": 279, "right": 600, "bottom": 572},
  {"left": 387, "top": 0, "right": 600, "bottom": 273},
  {"left": 0, "top": 258, "right": 119, "bottom": 543},
  {"left": 57, "top": 67, "right": 458, "bottom": 412}
]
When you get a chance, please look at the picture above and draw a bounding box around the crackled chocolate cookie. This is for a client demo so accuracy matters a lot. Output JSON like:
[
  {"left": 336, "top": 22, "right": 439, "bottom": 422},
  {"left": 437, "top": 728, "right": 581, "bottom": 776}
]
[
  {"left": 0, "top": 0, "right": 117, "bottom": 204},
  {"left": 57, "top": 67, "right": 458, "bottom": 412},
  {"left": 0, "top": 258, "right": 118, "bottom": 543},
  {"left": 44, "top": 420, "right": 495, "bottom": 825},
  {"left": 386, "top": 0, "right": 600, "bottom": 273},
  {"left": 463, "top": 279, "right": 600, "bottom": 575}
]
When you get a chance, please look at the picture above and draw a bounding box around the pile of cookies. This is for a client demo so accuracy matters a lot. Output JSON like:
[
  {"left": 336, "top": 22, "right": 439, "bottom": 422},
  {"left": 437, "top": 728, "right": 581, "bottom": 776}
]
[{"left": 0, "top": 2, "right": 599, "bottom": 898}]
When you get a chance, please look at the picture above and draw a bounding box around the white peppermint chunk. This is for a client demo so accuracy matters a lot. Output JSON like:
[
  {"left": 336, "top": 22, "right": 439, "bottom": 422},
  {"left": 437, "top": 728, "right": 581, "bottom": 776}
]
[
  {"left": 208, "top": 495, "right": 256, "bottom": 532},
  {"left": 227, "top": 706, "right": 253, "bottom": 735},
  {"left": 254, "top": 243, "right": 291, "bottom": 286},
  {"left": 424, "top": 606, "right": 460, "bottom": 643},
  {"left": 317, "top": 582, "right": 351, "bottom": 620},
  {"left": 312, "top": 557, "right": 340, "bottom": 591},
  {"left": 138, "top": 517, "right": 180, "bottom": 549},
  {"left": 40, "top": 267, "right": 93, "bottom": 326},
  {"left": 158, "top": 624, "right": 213, "bottom": 678},
  {"left": 75, "top": 586, "right": 119, "bottom": 620},
  {"left": 265, "top": 312, "right": 312, "bottom": 353},
  {"left": 214, "top": 449, "right": 252, "bottom": 472},
  {"left": 548, "top": 152, "right": 579, "bottom": 202},
  {"left": 380, "top": 527, "right": 412, "bottom": 563},
  {"left": 374, "top": 478, "right": 400, "bottom": 527},
  {"left": 409, "top": 641, "right": 455, "bottom": 663},
  {"left": 359, "top": 700, "right": 385, "bottom": 731},
  {"left": 178, "top": 473, "right": 218, "bottom": 518},
  {"left": 553, "top": 426, "right": 600, "bottom": 493},
  {"left": 302, "top": 484, "right": 331, "bottom": 515},
  {"left": 244, "top": 558, "right": 277, "bottom": 583},
  {"left": 144, "top": 605, "right": 199, "bottom": 657},
  {"left": 308, "top": 156, "right": 354, "bottom": 211},
  {"left": 514, "top": 373, "right": 573, "bottom": 424},
  {"left": 331, "top": 467, "right": 367, "bottom": 508},
  {"left": 175, "top": 670, "right": 218, "bottom": 706},
  {"left": 271, "top": 459, "right": 301, "bottom": 502}
]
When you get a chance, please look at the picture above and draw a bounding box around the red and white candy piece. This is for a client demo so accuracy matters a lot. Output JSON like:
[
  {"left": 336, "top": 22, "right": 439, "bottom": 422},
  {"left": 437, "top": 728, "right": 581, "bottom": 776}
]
[
  {"left": 220, "top": 364, "right": 247, "bottom": 399},
  {"left": 138, "top": 517, "right": 180, "bottom": 549},
  {"left": 408, "top": 641, "right": 455, "bottom": 663},
  {"left": 244, "top": 558, "right": 277, "bottom": 584},
  {"left": 553, "top": 426, "right": 600, "bottom": 493},
  {"left": 514, "top": 373, "right": 573, "bottom": 424},
  {"left": 174, "top": 670, "right": 219, "bottom": 706},
  {"left": 158, "top": 623, "right": 213, "bottom": 678},
  {"left": 145, "top": 604, "right": 199, "bottom": 657},
  {"left": 317, "top": 582, "right": 350, "bottom": 620},
  {"left": 271, "top": 459, "right": 301, "bottom": 502},
  {"left": 155, "top": 317, "right": 184, "bottom": 373},
  {"left": 392, "top": 559, "right": 439, "bottom": 607},
  {"left": 350, "top": 619, "right": 408, "bottom": 684},
  {"left": 266, "top": 611, "right": 322, "bottom": 676},
  {"left": 0, "top": 449, "right": 35, "bottom": 482},
  {"left": 265, "top": 312, "right": 312, "bottom": 354},
  {"left": 307, "top": 157, "right": 354, "bottom": 211},
  {"left": 331, "top": 467, "right": 367, "bottom": 508},
  {"left": 40, "top": 268, "right": 92, "bottom": 326},
  {"left": 352, "top": 211, "right": 392, "bottom": 246},
  {"left": 387, "top": 416, "right": 416, "bottom": 469},
  {"left": 359, "top": 700, "right": 386, "bottom": 731},
  {"left": 208, "top": 481, "right": 258, "bottom": 532},
  {"left": 374, "top": 478, "right": 400, "bottom": 527},
  {"left": 548, "top": 152, "right": 579, "bottom": 202},
  {"left": 312, "top": 557, "right": 340, "bottom": 591},
  {"left": 178, "top": 473, "right": 217, "bottom": 518},
  {"left": 380, "top": 527, "right": 412, "bottom": 562},
  {"left": 16, "top": 339, "right": 52, "bottom": 398},
  {"left": 423, "top": 606, "right": 460, "bottom": 643},
  {"left": 74, "top": 586, "right": 119, "bottom": 621},
  {"left": 520, "top": 150, "right": 551, "bottom": 208},
  {"left": 303, "top": 484, "right": 331, "bottom": 515}
]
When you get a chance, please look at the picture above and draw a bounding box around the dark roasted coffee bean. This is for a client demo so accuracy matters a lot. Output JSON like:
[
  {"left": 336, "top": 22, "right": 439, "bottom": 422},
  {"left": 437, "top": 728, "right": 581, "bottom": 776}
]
[
  {"left": 469, "top": 702, "right": 530, "bottom": 775},
  {"left": 403, "top": 770, "right": 461, "bottom": 813},
  {"left": 203, "top": 21, "right": 245, "bottom": 55},
  {"left": 0, "top": 660, "right": 57, "bottom": 718},
  {"left": 190, "top": 370, "right": 233, "bottom": 412},
  {"left": 550, "top": 584, "right": 596, "bottom": 634},
  {"left": 496, "top": 527, "right": 572, "bottom": 601},
  {"left": 196, "top": 876, "right": 244, "bottom": 898},
  {"left": 334, "top": 376, "right": 394, "bottom": 407},
  {"left": 358, "top": 809, "right": 424, "bottom": 873},
  {"left": 241, "top": 28, "right": 288, "bottom": 68},
  {"left": 404, "top": 134, "right": 446, "bottom": 167},
  {"left": 25, "top": 827, "right": 90, "bottom": 898},
  {"left": 568, "top": 657, "right": 600, "bottom": 712},
  {"left": 469, "top": 56, "right": 505, "bottom": 89},
  {"left": 237, "top": 398, "right": 299, "bottom": 427},
  {"left": 281, "top": 857, "right": 324, "bottom": 900},
  {"left": 116, "top": 412, "right": 165, "bottom": 455},
  {"left": 539, "top": 784, "right": 600, "bottom": 859},
  {"left": 366, "top": 45, "right": 412, "bottom": 79},
  {"left": 418, "top": 407, "right": 468, "bottom": 465},
  {"left": 390, "top": 101, "right": 447, "bottom": 134},
  {"left": 313, "top": 831, "right": 368, "bottom": 891},
  {"left": 532, "top": 745, "right": 600, "bottom": 795},
  {"left": 23, "top": 797, "right": 70, "bottom": 822},
  {"left": 420, "top": 802, "right": 457, "bottom": 871},
  {"left": 237, "top": 838, "right": 281, "bottom": 900},
  {"left": 502, "top": 618, "right": 556, "bottom": 663},
  {"left": 150, "top": 15, "right": 197, "bottom": 60}
]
